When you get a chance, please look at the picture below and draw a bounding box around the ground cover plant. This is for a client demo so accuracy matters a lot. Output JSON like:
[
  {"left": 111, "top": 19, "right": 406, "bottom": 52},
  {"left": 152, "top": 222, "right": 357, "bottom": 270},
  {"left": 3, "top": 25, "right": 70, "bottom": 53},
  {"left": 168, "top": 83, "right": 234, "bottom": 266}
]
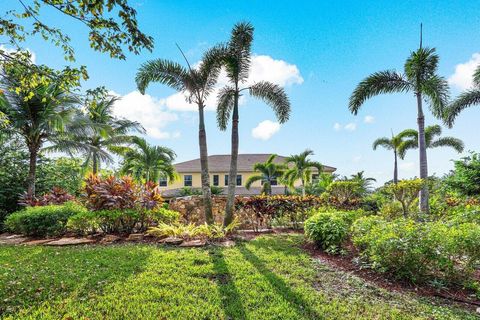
[{"left": 0, "top": 234, "right": 477, "bottom": 319}]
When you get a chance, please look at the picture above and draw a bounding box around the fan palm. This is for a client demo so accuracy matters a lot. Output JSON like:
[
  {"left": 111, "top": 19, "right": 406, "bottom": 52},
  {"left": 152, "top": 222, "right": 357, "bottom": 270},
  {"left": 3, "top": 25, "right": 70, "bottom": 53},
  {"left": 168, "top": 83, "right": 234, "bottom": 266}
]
[
  {"left": 283, "top": 149, "right": 323, "bottom": 197},
  {"left": 372, "top": 131, "right": 415, "bottom": 184},
  {"left": 398, "top": 125, "right": 464, "bottom": 156},
  {"left": 120, "top": 137, "right": 176, "bottom": 183},
  {"left": 245, "top": 154, "right": 285, "bottom": 195},
  {"left": 217, "top": 22, "right": 291, "bottom": 225},
  {"left": 349, "top": 46, "right": 449, "bottom": 213},
  {"left": 445, "top": 65, "right": 480, "bottom": 126},
  {"left": 0, "top": 71, "right": 78, "bottom": 196},
  {"left": 136, "top": 45, "right": 223, "bottom": 225}
]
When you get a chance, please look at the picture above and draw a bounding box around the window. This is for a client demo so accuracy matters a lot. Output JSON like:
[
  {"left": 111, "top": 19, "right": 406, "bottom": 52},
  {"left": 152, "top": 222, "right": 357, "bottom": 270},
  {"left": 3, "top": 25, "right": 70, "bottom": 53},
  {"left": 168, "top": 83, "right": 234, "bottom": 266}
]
[
  {"left": 184, "top": 175, "right": 192, "bottom": 187},
  {"left": 312, "top": 174, "right": 319, "bottom": 183},
  {"left": 271, "top": 178, "right": 278, "bottom": 186},
  {"left": 224, "top": 175, "right": 229, "bottom": 186},
  {"left": 159, "top": 177, "right": 167, "bottom": 187},
  {"left": 213, "top": 175, "right": 219, "bottom": 186},
  {"left": 236, "top": 174, "right": 242, "bottom": 186}
]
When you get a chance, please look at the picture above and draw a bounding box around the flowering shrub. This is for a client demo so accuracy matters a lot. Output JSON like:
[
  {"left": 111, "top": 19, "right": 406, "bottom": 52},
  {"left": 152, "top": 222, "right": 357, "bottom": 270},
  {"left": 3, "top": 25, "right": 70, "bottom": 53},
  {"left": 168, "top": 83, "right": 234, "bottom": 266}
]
[{"left": 19, "top": 187, "right": 75, "bottom": 207}]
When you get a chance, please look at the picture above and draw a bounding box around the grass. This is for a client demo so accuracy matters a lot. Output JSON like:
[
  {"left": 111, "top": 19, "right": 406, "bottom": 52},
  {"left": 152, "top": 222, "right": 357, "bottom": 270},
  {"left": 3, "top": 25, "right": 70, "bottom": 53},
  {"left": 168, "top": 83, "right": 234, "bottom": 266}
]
[{"left": 0, "top": 234, "right": 477, "bottom": 319}]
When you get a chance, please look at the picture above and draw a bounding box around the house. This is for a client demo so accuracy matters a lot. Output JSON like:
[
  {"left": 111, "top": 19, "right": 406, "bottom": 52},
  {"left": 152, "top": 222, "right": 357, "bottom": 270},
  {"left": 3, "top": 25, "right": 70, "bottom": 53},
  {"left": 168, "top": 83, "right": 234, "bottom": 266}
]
[{"left": 160, "top": 154, "right": 336, "bottom": 198}]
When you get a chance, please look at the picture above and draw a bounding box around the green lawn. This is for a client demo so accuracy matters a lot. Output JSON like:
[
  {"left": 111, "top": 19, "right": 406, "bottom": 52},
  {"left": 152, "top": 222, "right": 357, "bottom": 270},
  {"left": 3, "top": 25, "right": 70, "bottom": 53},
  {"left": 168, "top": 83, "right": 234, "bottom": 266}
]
[{"left": 0, "top": 235, "right": 476, "bottom": 319}]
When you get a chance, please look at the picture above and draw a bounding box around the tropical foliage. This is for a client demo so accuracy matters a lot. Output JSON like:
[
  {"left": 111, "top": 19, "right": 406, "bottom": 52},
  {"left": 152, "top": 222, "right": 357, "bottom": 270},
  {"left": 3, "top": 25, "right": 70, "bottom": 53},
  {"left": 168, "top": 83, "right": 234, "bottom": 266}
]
[
  {"left": 245, "top": 154, "right": 285, "bottom": 195},
  {"left": 446, "top": 64, "right": 480, "bottom": 126},
  {"left": 283, "top": 149, "right": 323, "bottom": 196}
]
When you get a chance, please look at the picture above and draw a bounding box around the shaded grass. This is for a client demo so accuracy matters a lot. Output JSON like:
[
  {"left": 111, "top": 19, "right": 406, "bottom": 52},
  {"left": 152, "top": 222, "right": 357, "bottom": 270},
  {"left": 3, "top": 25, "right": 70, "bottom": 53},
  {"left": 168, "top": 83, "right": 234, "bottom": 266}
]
[{"left": 0, "top": 235, "right": 477, "bottom": 319}]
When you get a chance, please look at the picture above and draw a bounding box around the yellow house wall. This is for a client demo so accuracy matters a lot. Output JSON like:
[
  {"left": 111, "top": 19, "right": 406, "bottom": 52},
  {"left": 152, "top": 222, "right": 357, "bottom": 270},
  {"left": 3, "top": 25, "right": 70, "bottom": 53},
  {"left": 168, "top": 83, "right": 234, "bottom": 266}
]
[{"left": 161, "top": 171, "right": 314, "bottom": 190}]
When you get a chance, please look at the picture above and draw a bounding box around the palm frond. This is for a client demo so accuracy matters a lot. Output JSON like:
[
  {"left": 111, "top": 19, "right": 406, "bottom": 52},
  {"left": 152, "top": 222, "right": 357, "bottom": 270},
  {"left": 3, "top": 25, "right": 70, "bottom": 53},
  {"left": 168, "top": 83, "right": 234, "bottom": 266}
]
[
  {"left": 421, "top": 75, "right": 449, "bottom": 118},
  {"left": 216, "top": 86, "right": 235, "bottom": 130},
  {"left": 245, "top": 174, "right": 263, "bottom": 190},
  {"left": 136, "top": 59, "right": 189, "bottom": 94},
  {"left": 431, "top": 137, "right": 464, "bottom": 153},
  {"left": 249, "top": 81, "right": 290, "bottom": 123},
  {"left": 372, "top": 137, "right": 392, "bottom": 150},
  {"left": 445, "top": 89, "right": 480, "bottom": 127}
]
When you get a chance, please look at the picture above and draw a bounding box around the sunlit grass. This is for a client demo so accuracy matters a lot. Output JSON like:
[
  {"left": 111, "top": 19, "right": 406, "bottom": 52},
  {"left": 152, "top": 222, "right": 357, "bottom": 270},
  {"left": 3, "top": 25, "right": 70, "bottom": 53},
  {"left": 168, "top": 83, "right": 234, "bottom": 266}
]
[{"left": 0, "top": 235, "right": 476, "bottom": 319}]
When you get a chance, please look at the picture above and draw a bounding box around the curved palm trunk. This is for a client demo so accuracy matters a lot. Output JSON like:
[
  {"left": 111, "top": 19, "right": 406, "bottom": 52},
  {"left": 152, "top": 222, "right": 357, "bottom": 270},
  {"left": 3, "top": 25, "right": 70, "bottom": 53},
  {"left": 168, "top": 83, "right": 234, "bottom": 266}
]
[
  {"left": 224, "top": 91, "right": 239, "bottom": 227},
  {"left": 393, "top": 150, "right": 398, "bottom": 184},
  {"left": 416, "top": 93, "right": 429, "bottom": 213},
  {"left": 198, "top": 104, "right": 214, "bottom": 225},
  {"left": 26, "top": 144, "right": 40, "bottom": 196}
]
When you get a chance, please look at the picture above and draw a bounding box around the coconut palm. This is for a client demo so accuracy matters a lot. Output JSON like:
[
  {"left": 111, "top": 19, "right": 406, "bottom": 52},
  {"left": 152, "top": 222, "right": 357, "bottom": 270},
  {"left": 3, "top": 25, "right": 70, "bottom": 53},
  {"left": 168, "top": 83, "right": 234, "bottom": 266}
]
[
  {"left": 50, "top": 89, "right": 144, "bottom": 174},
  {"left": 217, "top": 22, "right": 291, "bottom": 225},
  {"left": 245, "top": 154, "right": 285, "bottom": 195},
  {"left": 119, "top": 136, "right": 176, "bottom": 183},
  {"left": 398, "top": 125, "right": 464, "bottom": 156},
  {"left": 136, "top": 46, "right": 223, "bottom": 225},
  {"left": 372, "top": 131, "right": 414, "bottom": 184},
  {"left": 283, "top": 149, "right": 323, "bottom": 197},
  {"left": 350, "top": 171, "right": 377, "bottom": 194},
  {"left": 445, "top": 64, "right": 480, "bottom": 126},
  {"left": 0, "top": 72, "right": 78, "bottom": 196},
  {"left": 349, "top": 46, "right": 449, "bottom": 213}
]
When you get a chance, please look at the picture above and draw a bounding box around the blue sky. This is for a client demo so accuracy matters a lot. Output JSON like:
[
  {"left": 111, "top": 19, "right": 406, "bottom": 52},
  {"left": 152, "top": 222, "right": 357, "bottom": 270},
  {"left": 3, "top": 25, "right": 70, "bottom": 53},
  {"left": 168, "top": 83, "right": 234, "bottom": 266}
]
[{"left": 4, "top": 0, "right": 480, "bottom": 185}]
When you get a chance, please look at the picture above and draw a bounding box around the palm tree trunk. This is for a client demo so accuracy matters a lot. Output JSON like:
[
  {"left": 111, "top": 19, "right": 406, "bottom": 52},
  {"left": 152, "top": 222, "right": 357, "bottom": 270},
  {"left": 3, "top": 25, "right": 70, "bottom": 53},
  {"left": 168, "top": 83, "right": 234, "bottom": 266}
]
[
  {"left": 198, "top": 103, "right": 214, "bottom": 225},
  {"left": 393, "top": 150, "right": 398, "bottom": 184},
  {"left": 224, "top": 91, "right": 239, "bottom": 227},
  {"left": 27, "top": 144, "right": 39, "bottom": 196},
  {"left": 92, "top": 153, "right": 98, "bottom": 175},
  {"left": 416, "top": 92, "right": 429, "bottom": 213},
  {"left": 301, "top": 178, "right": 306, "bottom": 197}
]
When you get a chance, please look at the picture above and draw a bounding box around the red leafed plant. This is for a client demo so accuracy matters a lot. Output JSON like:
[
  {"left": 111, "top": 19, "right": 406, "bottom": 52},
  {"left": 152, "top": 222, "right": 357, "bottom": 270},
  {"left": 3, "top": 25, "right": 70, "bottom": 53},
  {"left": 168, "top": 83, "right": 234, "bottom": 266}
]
[
  {"left": 19, "top": 187, "right": 75, "bottom": 207},
  {"left": 83, "top": 174, "right": 163, "bottom": 211}
]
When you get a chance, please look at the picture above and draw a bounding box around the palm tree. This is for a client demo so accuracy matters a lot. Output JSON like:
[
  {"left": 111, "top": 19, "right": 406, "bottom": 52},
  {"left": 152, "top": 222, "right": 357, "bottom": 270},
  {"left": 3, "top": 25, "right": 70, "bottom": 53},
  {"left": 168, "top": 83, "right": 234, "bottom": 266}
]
[
  {"left": 136, "top": 46, "right": 223, "bottom": 225},
  {"left": 398, "top": 125, "right": 464, "bottom": 155},
  {"left": 283, "top": 149, "right": 323, "bottom": 197},
  {"left": 349, "top": 45, "right": 449, "bottom": 213},
  {"left": 446, "top": 64, "right": 480, "bottom": 126},
  {"left": 372, "top": 131, "right": 414, "bottom": 184},
  {"left": 217, "top": 22, "right": 291, "bottom": 226},
  {"left": 245, "top": 154, "right": 285, "bottom": 195},
  {"left": 50, "top": 89, "right": 144, "bottom": 174},
  {"left": 0, "top": 72, "right": 77, "bottom": 196},
  {"left": 350, "top": 171, "right": 377, "bottom": 194},
  {"left": 119, "top": 136, "right": 176, "bottom": 183}
]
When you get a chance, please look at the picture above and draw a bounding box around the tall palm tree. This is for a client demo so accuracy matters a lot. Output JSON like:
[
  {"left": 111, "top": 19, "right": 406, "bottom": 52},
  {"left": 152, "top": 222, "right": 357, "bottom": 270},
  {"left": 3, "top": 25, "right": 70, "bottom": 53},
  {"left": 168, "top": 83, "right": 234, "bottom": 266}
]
[
  {"left": 445, "top": 65, "right": 480, "bottom": 126},
  {"left": 245, "top": 154, "right": 285, "bottom": 195},
  {"left": 283, "top": 149, "right": 323, "bottom": 197},
  {"left": 217, "top": 22, "right": 291, "bottom": 226},
  {"left": 50, "top": 90, "right": 144, "bottom": 174},
  {"left": 372, "top": 131, "right": 414, "bottom": 184},
  {"left": 135, "top": 46, "right": 223, "bottom": 225},
  {"left": 119, "top": 136, "right": 176, "bottom": 183},
  {"left": 349, "top": 45, "right": 449, "bottom": 213},
  {"left": 398, "top": 125, "right": 464, "bottom": 155},
  {"left": 0, "top": 72, "right": 77, "bottom": 196}
]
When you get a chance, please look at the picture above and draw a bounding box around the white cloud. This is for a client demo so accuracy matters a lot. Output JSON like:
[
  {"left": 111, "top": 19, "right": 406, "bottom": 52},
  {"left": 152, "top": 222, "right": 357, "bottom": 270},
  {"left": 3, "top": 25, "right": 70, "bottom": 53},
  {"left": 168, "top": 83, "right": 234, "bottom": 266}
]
[
  {"left": 344, "top": 122, "right": 357, "bottom": 131},
  {"left": 251, "top": 120, "right": 281, "bottom": 140},
  {"left": 353, "top": 155, "right": 362, "bottom": 163},
  {"left": 448, "top": 53, "right": 480, "bottom": 90},
  {"left": 333, "top": 122, "right": 342, "bottom": 131},
  {"left": 112, "top": 90, "right": 179, "bottom": 140},
  {"left": 164, "top": 54, "right": 303, "bottom": 112},
  {"left": 399, "top": 161, "right": 416, "bottom": 172},
  {"left": 364, "top": 115, "right": 375, "bottom": 124},
  {"left": 0, "top": 45, "right": 36, "bottom": 63}
]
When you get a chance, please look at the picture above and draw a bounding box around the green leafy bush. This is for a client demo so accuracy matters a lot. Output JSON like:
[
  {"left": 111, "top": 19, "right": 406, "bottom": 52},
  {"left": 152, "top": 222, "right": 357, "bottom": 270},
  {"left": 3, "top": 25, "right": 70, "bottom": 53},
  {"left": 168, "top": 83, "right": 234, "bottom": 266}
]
[
  {"left": 383, "top": 179, "right": 424, "bottom": 217},
  {"left": 5, "top": 202, "right": 86, "bottom": 237},
  {"left": 445, "top": 152, "right": 480, "bottom": 196},
  {"left": 320, "top": 181, "right": 363, "bottom": 210},
  {"left": 304, "top": 210, "right": 363, "bottom": 253},
  {"left": 150, "top": 207, "right": 180, "bottom": 225},
  {"left": 352, "top": 217, "right": 480, "bottom": 285}
]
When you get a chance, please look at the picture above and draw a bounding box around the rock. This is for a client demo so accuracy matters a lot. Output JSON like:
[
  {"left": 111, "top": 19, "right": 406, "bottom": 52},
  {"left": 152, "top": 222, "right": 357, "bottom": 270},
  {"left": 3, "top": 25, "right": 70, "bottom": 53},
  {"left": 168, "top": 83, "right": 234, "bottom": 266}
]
[
  {"left": 161, "top": 237, "right": 183, "bottom": 245},
  {"left": 477, "top": 307, "right": 480, "bottom": 314},
  {"left": 46, "top": 238, "right": 94, "bottom": 246},
  {"left": 23, "top": 239, "right": 53, "bottom": 246},
  {"left": 0, "top": 234, "right": 29, "bottom": 245},
  {"left": 231, "top": 235, "right": 248, "bottom": 242},
  {"left": 126, "top": 233, "right": 144, "bottom": 241},
  {"left": 100, "top": 235, "right": 121, "bottom": 244},
  {"left": 179, "top": 239, "right": 206, "bottom": 247},
  {"left": 217, "top": 240, "right": 235, "bottom": 247}
]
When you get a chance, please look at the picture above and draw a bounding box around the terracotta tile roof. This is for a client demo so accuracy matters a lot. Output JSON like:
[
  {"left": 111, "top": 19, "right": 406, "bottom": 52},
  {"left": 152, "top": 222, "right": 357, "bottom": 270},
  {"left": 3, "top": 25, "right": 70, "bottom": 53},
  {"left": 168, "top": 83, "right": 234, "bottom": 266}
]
[{"left": 174, "top": 154, "right": 336, "bottom": 173}]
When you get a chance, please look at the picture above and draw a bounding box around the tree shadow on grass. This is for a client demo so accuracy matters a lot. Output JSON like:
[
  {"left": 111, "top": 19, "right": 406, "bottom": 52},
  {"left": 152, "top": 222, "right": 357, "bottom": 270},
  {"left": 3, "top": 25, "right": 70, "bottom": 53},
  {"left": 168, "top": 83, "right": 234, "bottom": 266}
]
[
  {"left": 208, "top": 248, "right": 247, "bottom": 320},
  {"left": 238, "top": 245, "right": 321, "bottom": 319}
]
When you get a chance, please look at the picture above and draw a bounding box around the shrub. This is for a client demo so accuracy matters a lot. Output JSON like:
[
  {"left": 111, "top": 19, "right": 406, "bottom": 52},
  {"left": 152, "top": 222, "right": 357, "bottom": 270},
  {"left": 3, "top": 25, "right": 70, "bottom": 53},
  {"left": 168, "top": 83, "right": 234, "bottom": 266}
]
[
  {"left": 351, "top": 217, "right": 480, "bottom": 285},
  {"left": 383, "top": 179, "right": 424, "bottom": 217},
  {"left": 5, "top": 202, "right": 87, "bottom": 237},
  {"left": 445, "top": 152, "right": 480, "bottom": 196},
  {"left": 320, "top": 181, "right": 363, "bottom": 210},
  {"left": 304, "top": 210, "right": 363, "bottom": 253},
  {"left": 149, "top": 207, "right": 180, "bottom": 225},
  {"left": 19, "top": 187, "right": 75, "bottom": 207}
]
